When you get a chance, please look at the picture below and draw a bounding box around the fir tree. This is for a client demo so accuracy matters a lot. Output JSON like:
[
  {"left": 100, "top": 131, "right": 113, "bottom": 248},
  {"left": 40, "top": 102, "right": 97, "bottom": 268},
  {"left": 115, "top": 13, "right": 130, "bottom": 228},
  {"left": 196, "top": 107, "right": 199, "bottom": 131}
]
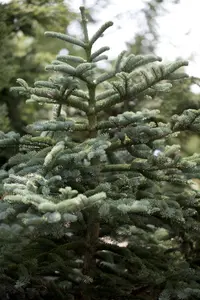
[{"left": 1, "top": 6, "right": 200, "bottom": 300}]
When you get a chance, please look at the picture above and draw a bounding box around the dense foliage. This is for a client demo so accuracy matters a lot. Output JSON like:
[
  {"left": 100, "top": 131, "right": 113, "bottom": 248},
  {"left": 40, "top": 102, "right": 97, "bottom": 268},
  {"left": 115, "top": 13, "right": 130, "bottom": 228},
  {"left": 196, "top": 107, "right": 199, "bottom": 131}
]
[{"left": 1, "top": 5, "right": 200, "bottom": 300}]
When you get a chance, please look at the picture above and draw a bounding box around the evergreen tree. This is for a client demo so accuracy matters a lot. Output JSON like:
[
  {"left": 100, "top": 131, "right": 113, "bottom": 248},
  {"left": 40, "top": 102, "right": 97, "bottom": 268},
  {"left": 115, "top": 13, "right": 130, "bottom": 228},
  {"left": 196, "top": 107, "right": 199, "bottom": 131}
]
[{"left": 1, "top": 6, "right": 200, "bottom": 300}]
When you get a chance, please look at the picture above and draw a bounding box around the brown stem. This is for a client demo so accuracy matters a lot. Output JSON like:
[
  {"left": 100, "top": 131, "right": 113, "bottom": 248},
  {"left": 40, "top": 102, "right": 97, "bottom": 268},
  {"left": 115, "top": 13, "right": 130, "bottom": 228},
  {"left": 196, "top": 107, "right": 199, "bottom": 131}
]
[{"left": 81, "top": 209, "right": 100, "bottom": 300}]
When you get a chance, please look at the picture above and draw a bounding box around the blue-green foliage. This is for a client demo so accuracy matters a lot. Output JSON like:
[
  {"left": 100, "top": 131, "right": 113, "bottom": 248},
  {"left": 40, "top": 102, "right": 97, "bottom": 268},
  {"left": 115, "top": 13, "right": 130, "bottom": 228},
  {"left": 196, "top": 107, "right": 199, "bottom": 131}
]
[{"left": 1, "top": 6, "right": 200, "bottom": 300}]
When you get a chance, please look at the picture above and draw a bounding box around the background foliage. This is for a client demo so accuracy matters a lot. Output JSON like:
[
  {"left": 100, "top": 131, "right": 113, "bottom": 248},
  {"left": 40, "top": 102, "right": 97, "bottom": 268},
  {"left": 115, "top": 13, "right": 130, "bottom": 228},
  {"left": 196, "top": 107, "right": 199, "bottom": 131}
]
[{"left": 0, "top": 0, "right": 75, "bottom": 134}]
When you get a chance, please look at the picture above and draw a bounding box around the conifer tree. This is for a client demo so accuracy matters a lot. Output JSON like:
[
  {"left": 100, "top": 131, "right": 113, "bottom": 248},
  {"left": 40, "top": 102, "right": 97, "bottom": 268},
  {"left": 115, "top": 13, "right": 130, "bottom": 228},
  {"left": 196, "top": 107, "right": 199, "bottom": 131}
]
[{"left": 1, "top": 6, "right": 200, "bottom": 300}]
